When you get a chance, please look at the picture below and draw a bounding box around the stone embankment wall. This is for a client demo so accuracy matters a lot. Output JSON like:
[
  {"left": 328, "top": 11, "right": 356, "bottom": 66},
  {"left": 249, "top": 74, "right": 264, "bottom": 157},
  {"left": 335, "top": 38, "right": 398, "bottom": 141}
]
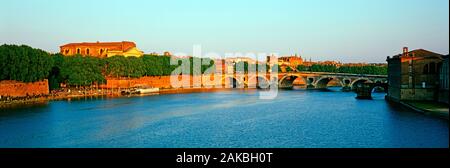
[
  {"left": 100, "top": 75, "right": 226, "bottom": 89},
  {"left": 101, "top": 76, "right": 173, "bottom": 89},
  {"left": 0, "top": 80, "right": 49, "bottom": 97}
]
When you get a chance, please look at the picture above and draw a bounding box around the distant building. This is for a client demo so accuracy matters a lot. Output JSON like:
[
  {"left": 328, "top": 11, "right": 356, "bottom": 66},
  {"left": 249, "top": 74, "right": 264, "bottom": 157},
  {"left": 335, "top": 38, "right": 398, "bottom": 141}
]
[
  {"left": 340, "top": 63, "right": 367, "bottom": 67},
  {"left": 317, "top": 60, "right": 341, "bottom": 66},
  {"left": 214, "top": 59, "right": 226, "bottom": 74},
  {"left": 438, "top": 55, "right": 449, "bottom": 104},
  {"left": 225, "top": 57, "right": 257, "bottom": 64},
  {"left": 278, "top": 54, "right": 303, "bottom": 67},
  {"left": 163, "top": 51, "right": 172, "bottom": 57},
  {"left": 266, "top": 55, "right": 277, "bottom": 65},
  {"left": 60, "top": 41, "right": 144, "bottom": 58},
  {"left": 386, "top": 47, "right": 445, "bottom": 101},
  {"left": 148, "top": 52, "right": 159, "bottom": 56}
]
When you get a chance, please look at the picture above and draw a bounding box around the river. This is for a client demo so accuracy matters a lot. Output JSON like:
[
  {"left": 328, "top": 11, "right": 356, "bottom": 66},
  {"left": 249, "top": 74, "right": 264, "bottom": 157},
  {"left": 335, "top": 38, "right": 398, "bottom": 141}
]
[{"left": 0, "top": 87, "right": 448, "bottom": 148}]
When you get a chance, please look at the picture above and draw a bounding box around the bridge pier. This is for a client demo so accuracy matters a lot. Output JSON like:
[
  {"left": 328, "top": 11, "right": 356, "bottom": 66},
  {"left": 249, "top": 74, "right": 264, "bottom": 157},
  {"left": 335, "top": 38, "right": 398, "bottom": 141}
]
[
  {"left": 306, "top": 84, "right": 316, "bottom": 89},
  {"left": 355, "top": 84, "right": 373, "bottom": 99},
  {"left": 354, "top": 82, "right": 388, "bottom": 99},
  {"left": 342, "top": 86, "right": 352, "bottom": 92}
]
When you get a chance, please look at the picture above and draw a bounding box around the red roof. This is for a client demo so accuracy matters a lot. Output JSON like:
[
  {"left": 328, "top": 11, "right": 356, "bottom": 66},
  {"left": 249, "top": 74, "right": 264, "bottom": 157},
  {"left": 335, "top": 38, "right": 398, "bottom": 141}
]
[{"left": 60, "top": 41, "right": 137, "bottom": 51}]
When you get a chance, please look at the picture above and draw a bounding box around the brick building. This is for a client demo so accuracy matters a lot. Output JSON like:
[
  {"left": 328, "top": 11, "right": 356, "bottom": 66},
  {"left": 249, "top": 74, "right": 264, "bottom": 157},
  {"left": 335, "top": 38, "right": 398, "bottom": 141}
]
[
  {"left": 386, "top": 47, "right": 445, "bottom": 101},
  {"left": 60, "top": 41, "right": 144, "bottom": 58},
  {"left": 278, "top": 54, "right": 303, "bottom": 67}
]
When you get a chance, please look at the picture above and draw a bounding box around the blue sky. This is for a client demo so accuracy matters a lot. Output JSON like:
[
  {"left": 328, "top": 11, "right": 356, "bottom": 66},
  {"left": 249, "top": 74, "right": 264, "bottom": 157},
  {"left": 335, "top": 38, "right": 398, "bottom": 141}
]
[{"left": 1, "top": 0, "right": 448, "bottom": 63}]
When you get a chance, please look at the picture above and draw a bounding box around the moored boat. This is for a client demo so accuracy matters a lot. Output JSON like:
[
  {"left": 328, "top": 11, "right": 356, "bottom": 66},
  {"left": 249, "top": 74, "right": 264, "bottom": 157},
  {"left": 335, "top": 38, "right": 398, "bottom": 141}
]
[{"left": 134, "top": 84, "right": 159, "bottom": 94}]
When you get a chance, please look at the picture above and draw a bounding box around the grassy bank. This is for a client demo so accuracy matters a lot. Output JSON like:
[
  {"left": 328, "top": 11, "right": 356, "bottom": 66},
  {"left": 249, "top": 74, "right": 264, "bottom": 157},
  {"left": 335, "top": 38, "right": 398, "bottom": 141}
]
[{"left": 402, "top": 101, "right": 449, "bottom": 119}]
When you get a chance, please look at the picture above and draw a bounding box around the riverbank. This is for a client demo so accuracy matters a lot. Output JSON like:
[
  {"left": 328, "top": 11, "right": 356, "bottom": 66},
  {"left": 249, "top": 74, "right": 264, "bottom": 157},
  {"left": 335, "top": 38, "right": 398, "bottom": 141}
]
[
  {"left": 0, "top": 87, "right": 244, "bottom": 108},
  {"left": 385, "top": 96, "right": 449, "bottom": 120},
  {"left": 400, "top": 101, "right": 449, "bottom": 120}
]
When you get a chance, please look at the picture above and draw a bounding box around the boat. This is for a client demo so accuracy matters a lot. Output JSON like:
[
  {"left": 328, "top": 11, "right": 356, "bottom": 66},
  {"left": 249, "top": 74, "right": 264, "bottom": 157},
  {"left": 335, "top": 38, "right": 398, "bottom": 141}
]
[{"left": 134, "top": 85, "right": 159, "bottom": 94}]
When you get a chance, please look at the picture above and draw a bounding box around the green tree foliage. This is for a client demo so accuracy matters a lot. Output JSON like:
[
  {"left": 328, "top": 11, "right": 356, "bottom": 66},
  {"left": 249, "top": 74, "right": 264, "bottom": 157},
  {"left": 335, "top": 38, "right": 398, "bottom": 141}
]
[
  {"left": 142, "top": 55, "right": 164, "bottom": 76},
  {"left": 59, "top": 55, "right": 106, "bottom": 86},
  {"left": 200, "top": 58, "right": 215, "bottom": 74},
  {"left": 248, "top": 63, "right": 268, "bottom": 73},
  {"left": 310, "top": 64, "right": 338, "bottom": 73},
  {"left": 337, "top": 65, "right": 387, "bottom": 75},
  {"left": 0, "top": 44, "right": 53, "bottom": 82},
  {"left": 233, "top": 62, "right": 268, "bottom": 73},
  {"left": 234, "top": 61, "right": 248, "bottom": 73},
  {"left": 105, "top": 56, "right": 145, "bottom": 78},
  {"left": 285, "top": 66, "right": 293, "bottom": 72},
  {"left": 105, "top": 55, "right": 215, "bottom": 77},
  {"left": 296, "top": 64, "right": 387, "bottom": 75},
  {"left": 48, "top": 54, "right": 65, "bottom": 89},
  {"left": 296, "top": 65, "right": 309, "bottom": 71},
  {"left": 164, "top": 57, "right": 180, "bottom": 75}
]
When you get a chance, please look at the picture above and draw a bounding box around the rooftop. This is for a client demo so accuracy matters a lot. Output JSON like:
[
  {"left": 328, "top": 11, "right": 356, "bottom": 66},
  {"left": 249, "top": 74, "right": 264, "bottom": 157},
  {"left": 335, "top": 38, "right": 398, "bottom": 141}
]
[
  {"left": 388, "top": 49, "right": 445, "bottom": 60},
  {"left": 60, "top": 41, "right": 137, "bottom": 51}
]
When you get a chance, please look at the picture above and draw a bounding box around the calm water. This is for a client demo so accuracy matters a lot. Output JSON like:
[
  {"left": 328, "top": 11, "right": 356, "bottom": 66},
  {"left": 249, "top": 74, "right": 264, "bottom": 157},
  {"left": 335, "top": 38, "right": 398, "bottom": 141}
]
[{"left": 0, "top": 87, "right": 448, "bottom": 148}]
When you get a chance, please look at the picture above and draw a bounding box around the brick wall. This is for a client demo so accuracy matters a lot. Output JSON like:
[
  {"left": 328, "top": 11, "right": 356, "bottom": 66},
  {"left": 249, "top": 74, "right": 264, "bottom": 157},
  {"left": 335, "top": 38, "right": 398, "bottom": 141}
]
[
  {"left": 101, "top": 76, "right": 174, "bottom": 89},
  {"left": 0, "top": 80, "right": 49, "bottom": 97},
  {"left": 100, "top": 75, "right": 234, "bottom": 89}
]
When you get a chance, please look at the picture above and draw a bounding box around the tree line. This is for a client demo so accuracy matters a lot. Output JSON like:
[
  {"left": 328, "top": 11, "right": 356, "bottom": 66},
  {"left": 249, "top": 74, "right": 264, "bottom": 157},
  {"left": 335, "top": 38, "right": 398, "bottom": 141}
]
[
  {"left": 52, "top": 55, "right": 215, "bottom": 87},
  {"left": 0, "top": 45, "right": 215, "bottom": 88},
  {"left": 0, "top": 44, "right": 386, "bottom": 88},
  {"left": 0, "top": 44, "right": 53, "bottom": 83},
  {"left": 295, "top": 64, "right": 387, "bottom": 75},
  {"left": 233, "top": 61, "right": 271, "bottom": 73}
]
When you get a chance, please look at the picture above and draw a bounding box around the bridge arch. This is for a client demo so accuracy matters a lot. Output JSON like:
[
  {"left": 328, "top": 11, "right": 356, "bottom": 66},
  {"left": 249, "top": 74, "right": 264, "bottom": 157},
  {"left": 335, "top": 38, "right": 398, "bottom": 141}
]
[
  {"left": 279, "top": 74, "right": 305, "bottom": 89},
  {"left": 355, "top": 82, "right": 389, "bottom": 99},
  {"left": 314, "top": 76, "right": 343, "bottom": 89},
  {"left": 373, "top": 79, "right": 383, "bottom": 84},
  {"left": 306, "top": 77, "right": 315, "bottom": 85},
  {"left": 350, "top": 78, "right": 373, "bottom": 89},
  {"left": 342, "top": 78, "right": 351, "bottom": 85},
  {"left": 247, "top": 75, "right": 270, "bottom": 89},
  {"left": 374, "top": 78, "right": 388, "bottom": 85}
]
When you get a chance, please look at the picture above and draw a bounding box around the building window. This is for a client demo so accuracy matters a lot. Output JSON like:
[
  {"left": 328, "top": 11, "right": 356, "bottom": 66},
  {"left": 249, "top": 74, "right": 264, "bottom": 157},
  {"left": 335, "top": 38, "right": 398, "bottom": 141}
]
[
  {"left": 64, "top": 49, "right": 70, "bottom": 55},
  {"left": 100, "top": 49, "right": 104, "bottom": 55},
  {"left": 429, "top": 62, "right": 436, "bottom": 74},
  {"left": 86, "top": 48, "right": 90, "bottom": 55},
  {"left": 437, "top": 62, "right": 442, "bottom": 74},
  {"left": 76, "top": 48, "right": 81, "bottom": 54},
  {"left": 423, "top": 64, "right": 429, "bottom": 74}
]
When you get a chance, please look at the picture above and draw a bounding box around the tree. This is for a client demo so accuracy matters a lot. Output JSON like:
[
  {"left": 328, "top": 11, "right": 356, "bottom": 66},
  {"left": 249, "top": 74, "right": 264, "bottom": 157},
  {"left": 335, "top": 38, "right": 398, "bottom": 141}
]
[
  {"left": 59, "top": 55, "right": 105, "bottom": 86},
  {"left": 0, "top": 44, "right": 53, "bottom": 82}
]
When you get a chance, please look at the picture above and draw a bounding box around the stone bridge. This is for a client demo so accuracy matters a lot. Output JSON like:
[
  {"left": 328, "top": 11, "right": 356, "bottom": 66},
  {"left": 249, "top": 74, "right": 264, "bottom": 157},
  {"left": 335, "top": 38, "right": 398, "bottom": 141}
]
[
  {"left": 219, "top": 72, "right": 387, "bottom": 91},
  {"left": 353, "top": 81, "right": 389, "bottom": 99}
]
